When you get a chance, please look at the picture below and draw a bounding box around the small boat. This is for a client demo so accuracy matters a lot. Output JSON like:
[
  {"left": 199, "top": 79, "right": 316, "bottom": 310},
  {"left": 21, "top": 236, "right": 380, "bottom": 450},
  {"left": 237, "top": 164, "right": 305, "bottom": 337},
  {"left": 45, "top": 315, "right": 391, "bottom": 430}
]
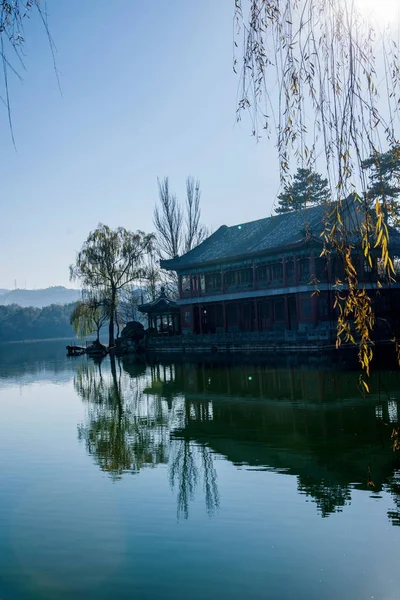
[{"left": 66, "top": 345, "right": 86, "bottom": 357}]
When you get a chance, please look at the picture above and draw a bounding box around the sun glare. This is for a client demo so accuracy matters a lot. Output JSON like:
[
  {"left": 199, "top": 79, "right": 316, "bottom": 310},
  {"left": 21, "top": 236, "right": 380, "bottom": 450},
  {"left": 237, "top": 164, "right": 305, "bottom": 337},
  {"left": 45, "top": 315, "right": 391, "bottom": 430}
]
[{"left": 353, "top": 0, "right": 400, "bottom": 27}]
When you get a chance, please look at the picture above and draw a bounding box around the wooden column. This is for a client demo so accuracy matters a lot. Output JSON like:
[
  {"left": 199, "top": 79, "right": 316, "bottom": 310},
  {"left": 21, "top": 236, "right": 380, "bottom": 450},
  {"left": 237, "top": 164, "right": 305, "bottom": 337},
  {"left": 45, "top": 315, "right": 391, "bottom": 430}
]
[
  {"left": 178, "top": 275, "right": 183, "bottom": 298},
  {"left": 223, "top": 302, "right": 227, "bottom": 332},
  {"left": 254, "top": 298, "right": 259, "bottom": 331},
  {"left": 199, "top": 305, "right": 203, "bottom": 335},
  {"left": 312, "top": 295, "right": 319, "bottom": 327},
  {"left": 282, "top": 257, "right": 287, "bottom": 287},
  {"left": 327, "top": 254, "right": 332, "bottom": 284},
  {"left": 253, "top": 263, "right": 257, "bottom": 290},
  {"left": 310, "top": 250, "right": 316, "bottom": 280},
  {"left": 284, "top": 296, "right": 290, "bottom": 330}
]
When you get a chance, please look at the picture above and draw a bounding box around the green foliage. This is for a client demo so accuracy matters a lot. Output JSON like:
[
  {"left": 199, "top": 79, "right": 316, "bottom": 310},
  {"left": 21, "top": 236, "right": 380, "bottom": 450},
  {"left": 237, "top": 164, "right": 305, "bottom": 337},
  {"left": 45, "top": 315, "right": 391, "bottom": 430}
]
[
  {"left": 0, "top": 303, "right": 77, "bottom": 342},
  {"left": 276, "top": 168, "right": 330, "bottom": 214},
  {"left": 70, "top": 293, "right": 111, "bottom": 341},
  {"left": 70, "top": 224, "right": 153, "bottom": 346},
  {"left": 362, "top": 145, "right": 400, "bottom": 224}
]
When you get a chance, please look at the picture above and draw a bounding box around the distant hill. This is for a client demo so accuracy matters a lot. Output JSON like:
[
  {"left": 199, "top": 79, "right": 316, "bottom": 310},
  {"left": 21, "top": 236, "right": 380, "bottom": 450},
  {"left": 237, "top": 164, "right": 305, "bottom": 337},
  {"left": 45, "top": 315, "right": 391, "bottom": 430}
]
[{"left": 0, "top": 286, "right": 81, "bottom": 308}]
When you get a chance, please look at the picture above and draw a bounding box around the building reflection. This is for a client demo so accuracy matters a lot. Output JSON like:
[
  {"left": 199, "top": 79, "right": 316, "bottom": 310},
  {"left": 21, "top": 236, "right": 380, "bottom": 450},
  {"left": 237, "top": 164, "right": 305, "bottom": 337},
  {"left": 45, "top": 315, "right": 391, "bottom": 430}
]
[{"left": 75, "top": 356, "right": 400, "bottom": 522}]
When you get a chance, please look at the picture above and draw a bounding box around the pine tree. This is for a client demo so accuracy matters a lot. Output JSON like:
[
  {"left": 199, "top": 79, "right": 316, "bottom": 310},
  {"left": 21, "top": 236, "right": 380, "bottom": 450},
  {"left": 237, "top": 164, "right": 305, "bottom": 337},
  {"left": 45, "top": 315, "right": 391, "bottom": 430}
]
[
  {"left": 276, "top": 168, "right": 330, "bottom": 214},
  {"left": 362, "top": 145, "right": 400, "bottom": 224}
]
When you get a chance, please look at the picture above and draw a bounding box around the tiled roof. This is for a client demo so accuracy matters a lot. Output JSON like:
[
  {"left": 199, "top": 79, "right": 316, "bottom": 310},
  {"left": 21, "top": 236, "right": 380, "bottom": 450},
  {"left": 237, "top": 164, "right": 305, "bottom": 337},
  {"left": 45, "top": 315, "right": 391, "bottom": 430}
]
[
  {"left": 161, "top": 201, "right": 400, "bottom": 271},
  {"left": 138, "top": 288, "right": 180, "bottom": 314}
]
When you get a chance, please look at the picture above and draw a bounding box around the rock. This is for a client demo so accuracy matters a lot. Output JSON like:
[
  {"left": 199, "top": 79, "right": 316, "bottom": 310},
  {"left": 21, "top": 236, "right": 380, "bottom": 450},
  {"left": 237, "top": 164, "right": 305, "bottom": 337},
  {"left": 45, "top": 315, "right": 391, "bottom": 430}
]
[
  {"left": 118, "top": 321, "right": 145, "bottom": 354},
  {"left": 121, "top": 321, "right": 145, "bottom": 343}
]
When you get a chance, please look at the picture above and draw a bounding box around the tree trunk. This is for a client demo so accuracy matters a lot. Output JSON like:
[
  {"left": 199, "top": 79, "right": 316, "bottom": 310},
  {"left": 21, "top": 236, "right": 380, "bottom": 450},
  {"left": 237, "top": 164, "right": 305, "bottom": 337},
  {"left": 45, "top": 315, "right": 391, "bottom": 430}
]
[
  {"left": 115, "top": 309, "right": 120, "bottom": 339},
  {"left": 109, "top": 288, "right": 116, "bottom": 347}
]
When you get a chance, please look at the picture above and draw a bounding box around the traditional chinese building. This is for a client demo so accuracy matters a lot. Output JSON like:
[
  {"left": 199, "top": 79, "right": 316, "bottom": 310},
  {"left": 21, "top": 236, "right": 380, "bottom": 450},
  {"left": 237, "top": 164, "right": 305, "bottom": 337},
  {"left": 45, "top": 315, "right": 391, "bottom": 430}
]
[
  {"left": 138, "top": 287, "right": 181, "bottom": 335},
  {"left": 160, "top": 203, "right": 400, "bottom": 340}
]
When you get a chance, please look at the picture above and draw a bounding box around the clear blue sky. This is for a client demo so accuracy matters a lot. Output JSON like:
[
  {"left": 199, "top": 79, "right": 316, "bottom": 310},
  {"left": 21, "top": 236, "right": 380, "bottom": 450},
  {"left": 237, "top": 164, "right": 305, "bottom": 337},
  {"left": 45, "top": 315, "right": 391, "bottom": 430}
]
[{"left": 0, "top": 0, "right": 279, "bottom": 290}]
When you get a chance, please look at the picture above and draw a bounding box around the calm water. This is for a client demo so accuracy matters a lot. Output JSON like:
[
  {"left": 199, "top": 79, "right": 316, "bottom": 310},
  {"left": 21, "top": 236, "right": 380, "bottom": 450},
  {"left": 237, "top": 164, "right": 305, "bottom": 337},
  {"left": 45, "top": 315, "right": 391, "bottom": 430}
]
[{"left": 0, "top": 341, "right": 399, "bottom": 600}]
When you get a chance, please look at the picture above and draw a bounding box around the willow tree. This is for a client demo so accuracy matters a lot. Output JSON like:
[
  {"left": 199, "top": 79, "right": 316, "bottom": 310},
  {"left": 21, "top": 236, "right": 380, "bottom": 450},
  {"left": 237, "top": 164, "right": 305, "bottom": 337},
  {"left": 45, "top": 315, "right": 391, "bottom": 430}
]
[
  {"left": 234, "top": 0, "right": 400, "bottom": 381},
  {"left": 70, "top": 225, "right": 152, "bottom": 347},
  {"left": 70, "top": 293, "right": 110, "bottom": 342}
]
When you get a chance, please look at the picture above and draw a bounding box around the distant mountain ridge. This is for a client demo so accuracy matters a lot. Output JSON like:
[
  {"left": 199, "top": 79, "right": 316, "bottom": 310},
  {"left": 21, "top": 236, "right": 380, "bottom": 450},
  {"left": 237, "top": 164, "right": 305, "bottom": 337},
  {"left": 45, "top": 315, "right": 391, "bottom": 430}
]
[{"left": 0, "top": 286, "right": 81, "bottom": 308}]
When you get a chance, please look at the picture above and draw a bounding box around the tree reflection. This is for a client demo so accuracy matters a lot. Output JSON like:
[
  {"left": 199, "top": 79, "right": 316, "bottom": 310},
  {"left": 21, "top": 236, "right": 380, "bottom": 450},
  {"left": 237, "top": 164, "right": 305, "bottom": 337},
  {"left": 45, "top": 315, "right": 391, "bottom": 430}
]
[
  {"left": 75, "top": 356, "right": 220, "bottom": 517},
  {"left": 76, "top": 355, "right": 169, "bottom": 480},
  {"left": 387, "top": 471, "right": 400, "bottom": 526},
  {"left": 169, "top": 440, "right": 219, "bottom": 519},
  {"left": 74, "top": 357, "right": 400, "bottom": 523},
  {"left": 298, "top": 477, "right": 352, "bottom": 518}
]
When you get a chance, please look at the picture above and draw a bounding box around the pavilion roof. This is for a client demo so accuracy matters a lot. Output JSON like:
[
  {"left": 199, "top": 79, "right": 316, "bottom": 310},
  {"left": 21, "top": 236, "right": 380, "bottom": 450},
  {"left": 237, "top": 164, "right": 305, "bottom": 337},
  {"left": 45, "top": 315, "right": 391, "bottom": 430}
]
[
  {"left": 138, "top": 288, "right": 180, "bottom": 315},
  {"left": 161, "top": 201, "right": 400, "bottom": 271}
]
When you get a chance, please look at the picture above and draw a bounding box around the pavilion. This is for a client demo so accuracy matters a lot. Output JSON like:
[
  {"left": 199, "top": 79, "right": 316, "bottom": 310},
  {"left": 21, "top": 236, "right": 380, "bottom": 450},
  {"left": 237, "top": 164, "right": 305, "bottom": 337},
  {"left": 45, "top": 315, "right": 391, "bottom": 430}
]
[{"left": 138, "top": 287, "right": 181, "bottom": 335}]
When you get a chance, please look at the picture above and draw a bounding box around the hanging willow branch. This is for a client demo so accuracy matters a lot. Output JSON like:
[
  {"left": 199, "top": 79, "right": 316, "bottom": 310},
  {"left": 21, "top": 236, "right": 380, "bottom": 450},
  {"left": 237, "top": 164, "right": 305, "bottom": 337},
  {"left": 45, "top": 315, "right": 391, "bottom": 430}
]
[
  {"left": 0, "top": 1, "right": 58, "bottom": 143},
  {"left": 234, "top": 0, "right": 400, "bottom": 380}
]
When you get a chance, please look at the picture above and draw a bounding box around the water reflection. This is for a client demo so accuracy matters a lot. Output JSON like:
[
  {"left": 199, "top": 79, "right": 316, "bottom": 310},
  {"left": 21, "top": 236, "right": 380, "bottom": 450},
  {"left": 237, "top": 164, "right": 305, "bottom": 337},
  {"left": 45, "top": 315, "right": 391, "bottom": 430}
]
[{"left": 74, "top": 356, "right": 400, "bottom": 522}]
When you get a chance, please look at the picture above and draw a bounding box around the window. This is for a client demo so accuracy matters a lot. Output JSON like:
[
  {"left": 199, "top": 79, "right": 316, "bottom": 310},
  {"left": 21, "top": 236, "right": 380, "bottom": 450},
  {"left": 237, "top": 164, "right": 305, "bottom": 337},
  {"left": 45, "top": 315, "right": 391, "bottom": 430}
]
[
  {"left": 238, "top": 268, "right": 252, "bottom": 285},
  {"left": 319, "top": 297, "right": 329, "bottom": 319},
  {"left": 286, "top": 260, "right": 295, "bottom": 284},
  {"left": 205, "top": 272, "right": 221, "bottom": 291},
  {"left": 298, "top": 258, "right": 310, "bottom": 281},
  {"left": 272, "top": 262, "right": 283, "bottom": 281},
  {"left": 182, "top": 276, "right": 191, "bottom": 293},
  {"left": 301, "top": 298, "right": 312, "bottom": 319},
  {"left": 224, "top": 270, "right": 236, "bottom": 287},
  {"left": 257, "top": 265, "right": 270, "bottom": 283}
]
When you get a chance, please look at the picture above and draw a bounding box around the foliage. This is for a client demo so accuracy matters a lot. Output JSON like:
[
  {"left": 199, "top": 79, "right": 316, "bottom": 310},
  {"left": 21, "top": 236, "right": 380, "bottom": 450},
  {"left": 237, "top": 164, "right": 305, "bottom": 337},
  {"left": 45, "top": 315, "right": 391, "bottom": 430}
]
[
  {"left": 362, "top": 146, "right": 400, "bottom": 225},
  {"left": 0, "top": 1, "right": 57, "bottom": 143},
  {"left": 276, "top": 168, "right": 330, "bottom": 214},
  {"left": 234, "top": 0, "right": 400, "bottom": 380},
  {"left": 70, "top": 224, "right": 153, "bottom": 346},
  {"left": 70, "top": 292, "right": 110, "bottom": 341},
  {"left": 0, "top": 302, "right": 77, "bottom": 342}
]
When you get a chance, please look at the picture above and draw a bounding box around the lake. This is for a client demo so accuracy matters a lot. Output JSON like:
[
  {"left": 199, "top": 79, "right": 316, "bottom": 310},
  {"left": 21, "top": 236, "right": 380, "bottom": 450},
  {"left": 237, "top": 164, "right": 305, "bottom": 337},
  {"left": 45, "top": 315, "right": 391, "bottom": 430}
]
[{"left": 0, "top": 340, "right": 399, "bottom": 600}]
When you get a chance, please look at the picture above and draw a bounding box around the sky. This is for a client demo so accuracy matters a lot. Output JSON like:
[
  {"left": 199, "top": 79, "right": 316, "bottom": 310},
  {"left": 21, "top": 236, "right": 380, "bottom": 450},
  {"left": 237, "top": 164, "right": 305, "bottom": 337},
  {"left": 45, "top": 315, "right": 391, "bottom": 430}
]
[{"left": 0, "top": 0, "right": 279, "bottom": 290}]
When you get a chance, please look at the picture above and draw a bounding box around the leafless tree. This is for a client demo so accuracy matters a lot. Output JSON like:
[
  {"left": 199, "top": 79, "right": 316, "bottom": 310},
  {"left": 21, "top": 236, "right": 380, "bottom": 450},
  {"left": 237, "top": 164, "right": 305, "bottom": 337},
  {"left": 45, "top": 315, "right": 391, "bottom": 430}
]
[
  {"left": 153, "top": 176, "right": 208, "bottom": 296},
  {"left": 184, "top": 176, "right": 207, "bottom": 253},
  {"left": 153, "top": 177, "right": 183, "bottom": 259}
]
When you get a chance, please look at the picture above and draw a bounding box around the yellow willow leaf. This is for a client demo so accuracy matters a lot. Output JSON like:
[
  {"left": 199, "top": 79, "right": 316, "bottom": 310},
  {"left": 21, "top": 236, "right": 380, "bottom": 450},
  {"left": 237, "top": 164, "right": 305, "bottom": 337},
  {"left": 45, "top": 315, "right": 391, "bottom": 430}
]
[
  {"left": 374, "top": 228, "right": 383, "bottom": 248},
  {"left": 368, "top": 254, "right": 373, "bottom": 268},
  {"left": 384, "top": 251, "right": 389, "bottom": 268},
  {"left": 361, "top": 379, "right": 369, "bottom": 394}
]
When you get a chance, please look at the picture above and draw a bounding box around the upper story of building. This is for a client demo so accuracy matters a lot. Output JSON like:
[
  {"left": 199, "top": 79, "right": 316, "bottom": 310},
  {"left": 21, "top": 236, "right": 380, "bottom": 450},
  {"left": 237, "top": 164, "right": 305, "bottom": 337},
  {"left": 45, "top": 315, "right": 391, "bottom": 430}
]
[{"left": 161, "top": 202, "right": 400, "bottom": 301}]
